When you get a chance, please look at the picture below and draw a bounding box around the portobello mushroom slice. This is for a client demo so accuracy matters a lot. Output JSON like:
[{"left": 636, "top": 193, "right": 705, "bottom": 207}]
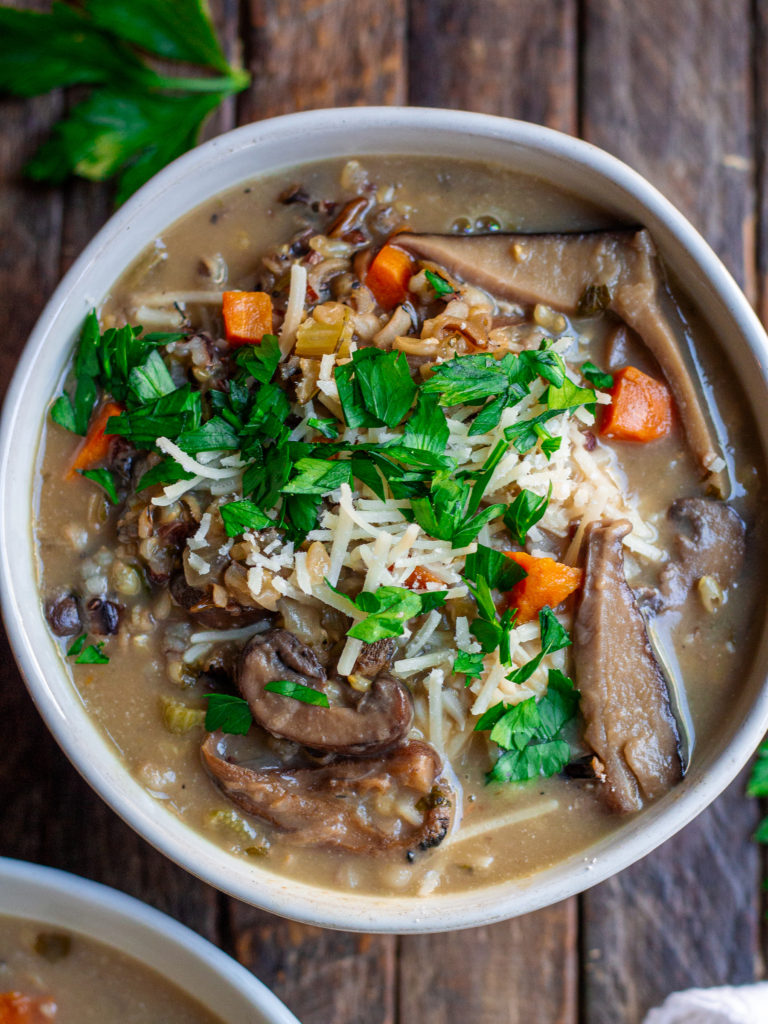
[
  {"left": 657, "top": 497, "right": 746, "bottom": 610},
  {"left": 237, "top": 628, "right": 413, "bottom": 755},
  {"left": 395, "top": 229, "right": 723, "bottom": 488},
  {"left": 201, "top": 733, "right": 453, "bottom": 855},
  {"left": 573, "top": 519, "right": 682, "bottom": 813}
]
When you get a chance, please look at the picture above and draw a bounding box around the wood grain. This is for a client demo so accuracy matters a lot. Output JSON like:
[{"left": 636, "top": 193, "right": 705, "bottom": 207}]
[
  {"left": 407, "top": 0, "right": 577, "bottom": 133},
  {"left": 238, "top": 0, "right": 407, "bottom": 123},
  {"left": 580, "top": 2, "right": 761, "bottom": 1018},
  {"left": 398, "top": 901, "right": 577, "bottom": 1024}
]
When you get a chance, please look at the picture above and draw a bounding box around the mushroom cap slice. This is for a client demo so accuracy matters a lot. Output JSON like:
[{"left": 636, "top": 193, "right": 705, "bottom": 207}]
[
  {"left": 201, "top": 733, "right": 453, "bottom": 855},
  {"left": 573, "top": 520, "right": 682, "bottom": 813},
  {"left": 237, "top": 627, "right": 414, "bottom": 755},
  {"left": 658, "top": 497, "right": 746, "bottom": 609},
  {"left": 395, "top": 229, "right": 724, "bottom": 491}
]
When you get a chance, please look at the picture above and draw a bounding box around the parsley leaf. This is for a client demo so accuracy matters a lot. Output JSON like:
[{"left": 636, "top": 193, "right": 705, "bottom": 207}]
[
  {"left": 504, "top": 485, "right": 551, "bottom": 546},
  {"left": 425, "top": 269, "right": 455, "bottom": 297},
  {"left": 205, "top": 694, "right": 253, "bottom": 736},
  {"left": 308, "top": 417, "right": 340, "bottom": 440},
  {"left": 335, "top": 348, "right": 416, "bottom": 429},
  {"left": 327, "top": 582, "right": 447, "bottom": 643},
  {"left": 263, "top": 680, "right": 330, "bottom": 707},
  {"left": 128, "top": 348, "right": 176, "bottom": 403},
  {"left": 66, "top": 633, "right": 109, "bottom": 664},
  {"left": 407, "top": 473, "right": 505, "bottom": 549},
  {"left": 581, "top": 361, "right": 614, "bottom": 390},
  {"left": 1, "top": 1, "right": 249, "bottom": 203},
  {"left": 235, "top": 335, "right": 281, "bottom": 385},
  {"left": 545, "top": 376, "right": 596, "bottom": 412},
  {"left": 282, "top": 458, "right": 351, "bottom": 495},
  {"left": 505, "top": 606, "right": 572, "bottom": 684},
  {"left": 453, "top": 649, "right": 485, "bottom": 683},
  {"left": 79, "top": 467, "right": 119, "bottom": 504},
  {"left": 400, "top": 392, "right": 449, "bottom": 455},
  {"left": 220, "top": 500, "right": 273, "bottom": 538},
  {"left": 479, "top": 669, "right": 580, "bottom": 784},
  {"left": 464, "top": 544, "right": 527, "bottom": 592},
  {"left": 136, "top": 458, "right": 194, "bottom": 493}
]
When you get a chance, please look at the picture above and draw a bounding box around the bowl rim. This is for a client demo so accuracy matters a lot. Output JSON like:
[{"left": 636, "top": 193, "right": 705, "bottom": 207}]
[
  {"left": 0, "top": 856, "right": 300, "bottom": 1023},
  {"left": 3, "top": 105, "right": 768, "bottom": 933}
]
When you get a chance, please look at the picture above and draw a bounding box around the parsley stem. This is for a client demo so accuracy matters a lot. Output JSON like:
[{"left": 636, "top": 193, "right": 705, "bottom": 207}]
[{"left": 153, "top": 69, "right": 250, "bottom": 94}]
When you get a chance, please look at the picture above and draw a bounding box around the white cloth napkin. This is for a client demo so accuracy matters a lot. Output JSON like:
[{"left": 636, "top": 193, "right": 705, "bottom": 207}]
[{"left": 643, "top": 983, "right": 768, "bottom": 1023}]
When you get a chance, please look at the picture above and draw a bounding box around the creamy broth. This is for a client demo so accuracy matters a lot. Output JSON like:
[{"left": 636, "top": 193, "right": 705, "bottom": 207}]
[
  {"left": 34, "top": 157, "right": 766, "bottom": 897},
  {"left": 0, "top": 915, "right": 224, "bottom": 1024}
]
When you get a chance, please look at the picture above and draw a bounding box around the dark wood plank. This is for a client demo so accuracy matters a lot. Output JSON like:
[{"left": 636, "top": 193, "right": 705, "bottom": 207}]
[
  {"left": 397, "top": 7, "right": 580, "bottom": 1024},
  {"left": 580, "top": 2, "right": 760, "bottom": 1018},
  {"left": 225, "top": 911, "right": 395, "bottom": 1024},
  {"left": 407, "top": 0, "right": 577, "bottom": 132},
  {"left": 238, "top": 0, "right": 407, "bottom": 122},
  {"left": 399, "top": 902, "right": 577, "bottom": 1024},
  {"left": 755, "top": 0, "right": 768, "bottom": 331}
]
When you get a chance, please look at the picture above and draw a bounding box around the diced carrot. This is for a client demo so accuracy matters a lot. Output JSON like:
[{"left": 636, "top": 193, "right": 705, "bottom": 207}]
[
  {"left": 404, "top": 566, "right": 444, "bottom": 591},
  {"left": 0, "top": 992, "right": 56, "bottom": 1023},
  {"left": 222, "top": 291, "right": 274, "bottom": 346},
  {"left": 66, "top": 400, "right": 124, "bottom": 480},
  {"left": 504, "top": 551, "right": 583, "bottom": 624},
  {"left": 365, "top": 244, "right": 416, "bottom": 309},
  {"left": 599, "top": 365, "right": 673, "bottom": 442}
]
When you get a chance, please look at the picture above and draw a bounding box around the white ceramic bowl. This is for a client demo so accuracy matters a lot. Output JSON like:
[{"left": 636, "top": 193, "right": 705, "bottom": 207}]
[
  {"left": 3, "top": 108, "right": 768, "bottom": 933},
  {"left": 0, "top": 857, "right": 300, "bottom": 1023}
]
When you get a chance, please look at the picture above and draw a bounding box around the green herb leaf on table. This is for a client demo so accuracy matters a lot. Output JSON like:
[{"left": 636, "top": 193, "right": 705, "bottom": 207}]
[
  {"left": 220, "top": 500, "right": 273, "bottom": 538},
  {"left": 205, "top": 693, "right": 253, "bottom": 736},
  {"left": 263, "top": 680, "right": 330, "bottom": 707},
  {"left": 0, "top": 0, "right": 250, "bottom": 203}
]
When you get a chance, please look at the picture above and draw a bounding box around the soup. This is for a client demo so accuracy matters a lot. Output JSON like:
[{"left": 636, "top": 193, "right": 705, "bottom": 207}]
[
  {"left": 35, "top": 157, "right": 765, "bottom": 897},
  {"left": 0, "top": 915, "right": 224, "bottom": 1023}
]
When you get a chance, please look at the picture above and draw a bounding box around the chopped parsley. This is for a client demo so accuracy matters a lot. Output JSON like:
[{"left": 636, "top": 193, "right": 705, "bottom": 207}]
[
  {"left": 220, "top": 500, "right": 274, "bottom": 538},
  {"left": 263, "top": 680, "right": 330, "bottom": 707},
  {"left": 205, "top": 693, "right": 253, "bottom": 736},
  {"left": 66, "top": 633, "right": 109, "bottom": 665},
  {"left": 479, "top": 669, "right": 580, "bottom": 783},
  {"left": 424, "top": 269, "right": 455, "bottom": 297},
  {"left": 335, "top": 347, "right": 416, "bottom": 429},
  {"left": 453, "top": 649, "right": 486, "bottom": 684},
  {"left": 503, "top": 485, "right": 551, "bottom": 546},
  {"left": 581, "top": 361, "right": 614, "bottom": 390},
  {"left": 327, "top": 581, "right": 447, "bottom": 643},
  {"left": 79, "top": 467, "right": 119, "bottom": 504}
]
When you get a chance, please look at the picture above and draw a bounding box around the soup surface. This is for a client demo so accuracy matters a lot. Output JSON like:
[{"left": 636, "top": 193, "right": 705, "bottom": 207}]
[
  {"left": 0, "top": 915, "right": 225, "bottom": 1023},
  {"left": 35, "top": 156, "right": 766, "bottom": 897}
]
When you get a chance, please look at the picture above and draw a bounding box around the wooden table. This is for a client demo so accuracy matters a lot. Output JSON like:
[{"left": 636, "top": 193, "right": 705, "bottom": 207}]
[{"left": 1, "top": 2, "right": 765, "bottom": 1021}]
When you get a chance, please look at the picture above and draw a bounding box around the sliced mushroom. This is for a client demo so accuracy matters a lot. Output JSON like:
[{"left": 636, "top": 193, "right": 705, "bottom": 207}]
[
  {"left": 394, "top": 230, "right": 723, "bottom": 488},
  {"left": 352, "top": 637, "right": 396, "bottom": 678},
  {"left": 170, "top": 573, "right": 268, "bottom": 630},
  {"left": 657, "top": 497, "right": 746, "bottom": 610},
  {"left": 237, "top": 628, "right": 413, "bottom": 755},
  {"left": 201, "top": 733, "right": 453, "bottom": 855},
  {"left": 573, "top": 520, "right": 682, "bottom": 813}
]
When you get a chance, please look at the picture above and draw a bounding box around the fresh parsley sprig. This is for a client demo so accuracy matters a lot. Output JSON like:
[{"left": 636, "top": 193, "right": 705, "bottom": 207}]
[
  {"left": 477, "top": 669, "right": 580, "bottom": 783},
  {"left": 326, "top": 581, "right": 447, "bottom": 643},
  {"left": 0, "top": 0, "right": 250, "bottom": 204}
]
